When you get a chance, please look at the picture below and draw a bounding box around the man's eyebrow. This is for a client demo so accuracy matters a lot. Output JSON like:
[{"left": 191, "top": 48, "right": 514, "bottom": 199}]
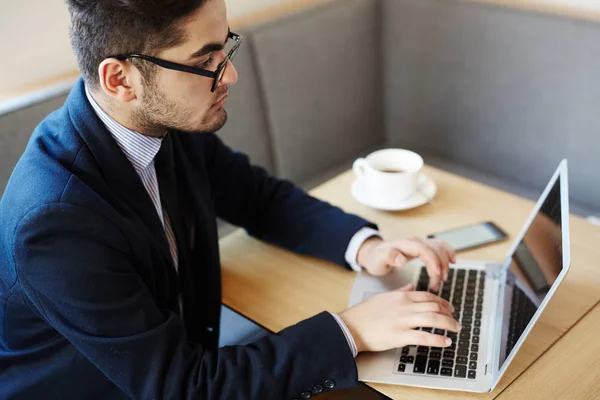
[{"left": 188, "top": 30, "right": 230, "bottom": 60}]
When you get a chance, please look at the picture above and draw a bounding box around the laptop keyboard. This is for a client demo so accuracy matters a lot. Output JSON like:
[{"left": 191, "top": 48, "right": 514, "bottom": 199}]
[{"left": 396, "top": 267, "right": 486, "bottom": 379}]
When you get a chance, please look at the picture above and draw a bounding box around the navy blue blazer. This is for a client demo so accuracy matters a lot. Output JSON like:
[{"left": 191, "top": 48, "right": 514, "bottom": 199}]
[{"left": 0, "top": 79, "right": 376, "bottom": 399}]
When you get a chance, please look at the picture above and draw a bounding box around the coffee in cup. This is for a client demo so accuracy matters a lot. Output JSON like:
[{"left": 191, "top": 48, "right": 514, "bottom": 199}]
[{"left": 353, "top": 149, "right": 424, "bottom": 202}]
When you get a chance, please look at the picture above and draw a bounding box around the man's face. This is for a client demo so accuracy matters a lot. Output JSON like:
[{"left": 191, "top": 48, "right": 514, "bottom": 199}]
[{"left": 132, "top": 0, "right": 238, "bottom": 134}]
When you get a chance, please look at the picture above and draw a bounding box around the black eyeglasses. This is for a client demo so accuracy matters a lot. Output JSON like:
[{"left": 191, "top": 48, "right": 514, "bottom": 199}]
[{"left": 110, "top": 31, "right": 242, "bottom": 92}]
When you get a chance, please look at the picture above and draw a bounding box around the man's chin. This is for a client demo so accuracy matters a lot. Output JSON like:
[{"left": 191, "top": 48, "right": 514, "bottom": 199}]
[
  {"left": 204, "top": 108, "right": 228, "bottom": 133},
  {"left": 177, "top": 108, "right": 228, "bottom": 134}
]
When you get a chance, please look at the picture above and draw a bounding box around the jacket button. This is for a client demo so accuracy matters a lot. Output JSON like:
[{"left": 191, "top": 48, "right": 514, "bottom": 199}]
[
  {"left": 324, "top": 379, "right": 336, "bottom": 389},
  {"left": 301, "top": 391, "right": 312, "bottom": 399},
  {"left": 311, "top": 385, "right": 323, "bottom": 394}
]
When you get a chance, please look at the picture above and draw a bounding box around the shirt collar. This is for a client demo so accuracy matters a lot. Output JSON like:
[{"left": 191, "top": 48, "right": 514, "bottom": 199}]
[{"left": 84, "top": 87, "right": 163, "bottom": 173}]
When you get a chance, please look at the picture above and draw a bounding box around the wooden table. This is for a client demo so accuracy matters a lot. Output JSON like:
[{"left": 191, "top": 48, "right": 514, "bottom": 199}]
[
  {"left": 498, "top": 300, "right": 600, "bottom": 400},
  {"left": 219, "top": 165, "right": 600, "bottom": 399}
]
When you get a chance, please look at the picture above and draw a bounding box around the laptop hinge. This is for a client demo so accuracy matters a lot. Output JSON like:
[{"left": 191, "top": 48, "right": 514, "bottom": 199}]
[{"left": 484, "top": 262, "right": 504, "bottom": 279}]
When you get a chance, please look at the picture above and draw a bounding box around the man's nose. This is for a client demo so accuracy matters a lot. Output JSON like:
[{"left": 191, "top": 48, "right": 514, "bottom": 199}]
[{"left": 219, "top": 60, "right": 238, "bottom": 86}]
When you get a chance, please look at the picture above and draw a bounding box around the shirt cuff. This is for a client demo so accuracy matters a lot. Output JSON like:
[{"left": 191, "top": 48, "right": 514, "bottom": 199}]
[
  {"left": 330, "top": 312, "right": 358, "bottom": 358},
  {"left": 344, "top": 227, "right": 382, "bottom": 271}
]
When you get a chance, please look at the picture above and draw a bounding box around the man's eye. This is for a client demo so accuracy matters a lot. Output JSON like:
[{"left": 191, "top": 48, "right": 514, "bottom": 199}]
[{"left": 196, "top": 57, "right": 213, "bottom": 69}]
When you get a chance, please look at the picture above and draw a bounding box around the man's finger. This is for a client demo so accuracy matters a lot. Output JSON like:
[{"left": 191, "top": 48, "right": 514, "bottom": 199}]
[
  {"left": 394, "top": 239, "right": 443, "bottom": 287},
  {"left": 407, "top": 312, "right": 461, "bottom": 333},
  {"left": 434, "top": 243, "right": 450, "bottom": 283},
  {"left": 405, "top": 291, "right": 454, "bottom": 311},
  {"left": 385, "top": 247, "right": 408, "bottom": 268},
  {"left": 442, "top": 241, "right": 457, "bottom": 264},
  {"left": 399, "top": 330, "right": 454, "bottom": 349},
  {"left": 411, "top": 301, "right": 454, "bottom": 318},
  {"left": 398, "top": 283, "right": 415, "bottom": 292}
]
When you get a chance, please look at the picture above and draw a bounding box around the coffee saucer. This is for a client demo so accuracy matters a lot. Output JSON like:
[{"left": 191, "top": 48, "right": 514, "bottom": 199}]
[{"left": 351, "top": 173, "right": 437, "bottom": 211}]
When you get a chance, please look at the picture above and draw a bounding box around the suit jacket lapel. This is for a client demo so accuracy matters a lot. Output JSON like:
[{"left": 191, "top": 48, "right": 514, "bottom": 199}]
[{"left": 65, "top": 79, "right": 174, "bottom": 267}]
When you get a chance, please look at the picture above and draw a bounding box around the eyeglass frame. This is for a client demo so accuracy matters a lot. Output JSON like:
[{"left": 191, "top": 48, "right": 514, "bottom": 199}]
[{"left": 109, "top": 31, "right": 242, "bottom": 92}]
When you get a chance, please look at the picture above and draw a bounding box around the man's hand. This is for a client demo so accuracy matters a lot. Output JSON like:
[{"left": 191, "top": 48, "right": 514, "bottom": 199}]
[
  {"left": 339, "top": 283, "right": 461, "bottom": 353},
  {"left": 357, "top": 236, "right": 456, "bottom": 292}
]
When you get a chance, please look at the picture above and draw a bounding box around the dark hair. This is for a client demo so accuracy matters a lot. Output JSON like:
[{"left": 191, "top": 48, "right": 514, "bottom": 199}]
[{"left": 66, "top": 0, "right": 207, "bottom": 87}]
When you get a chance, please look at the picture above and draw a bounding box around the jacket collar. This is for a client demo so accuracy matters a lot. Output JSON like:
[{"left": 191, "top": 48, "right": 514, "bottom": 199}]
[{"left": 65, "top": 78, "right": 173, "bottom": 265}]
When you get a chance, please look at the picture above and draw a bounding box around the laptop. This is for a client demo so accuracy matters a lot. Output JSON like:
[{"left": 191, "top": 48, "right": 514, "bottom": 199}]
[{"left": 349, "top": 160, "right": 570, "bottom": 392}]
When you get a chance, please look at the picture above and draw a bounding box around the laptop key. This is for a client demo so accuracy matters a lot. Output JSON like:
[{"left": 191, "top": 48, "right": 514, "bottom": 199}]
[
  {"left": 473, "top": 336, "right": 480, "bottom": 344},
  {"left": 458, "top": 348, "right": 469, "bottom": 356},
  {"left": 470, "top": 353, "right": 478, "bottom": 361},
  {"left": 468, "top": 370, "right": 477, "bottom": 379},
  {"left": 413, "top": 355, "right": 427, "bottom": 374},
  {"left": 417, "top": 346, "right": 429, "bottom": 354},
  {"left": 475, "top": 312, "right": 482, "bottom": 319},
  {"left": 454, "top": 364, "right": 467, "bottom": 378},
  {"left": 429, "top": 351, "right": 441, "bottom": 359},
  {"left": 402, "top": 347, "right": 410, "bottom": 355},
  {"left": 443, "top": 351, "right": 455, "bottom": 359},
  {"left": 400, "top": 356, "right": 407, "bottom": 363},
  {"left": 441, "top": 367, "right": 453, "bottom": 376},
  {"left": 398, "top": 363, "right": 406, "bottom": 372},
  {"left": 459, "top": 340, "right": 469, "bottom": 348},
  {"left": 457, "top": 356, "right": 468, "bottom": 364},
  {"left": 474, "top": 328, "right": 480, "bottom": 335},
  {"left": 471, "top": 344, "right": 479, "bottom": 352},
  {"left": 469, "top": 361, "right": 477, "bottom": 370},
  {"left": 406, "top": 356, "right": 414, "bottom": 364},
  {"left": 427, "top": 359, "right": 440, "bottom": 375},
  {"left": 474, "top": 320, "right": 481, "bottom": 327},
  {"left": 442, "top": 359, "right": 454, "bottom": 367}
]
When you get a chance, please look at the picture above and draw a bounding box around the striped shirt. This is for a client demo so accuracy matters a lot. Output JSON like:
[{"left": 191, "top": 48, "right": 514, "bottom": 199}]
[
  {"left": 85, "top": 88, "right": 180, "bottom": 270},
  {"left": 84, "top": 88, "right": 374, "bottom": 358}
]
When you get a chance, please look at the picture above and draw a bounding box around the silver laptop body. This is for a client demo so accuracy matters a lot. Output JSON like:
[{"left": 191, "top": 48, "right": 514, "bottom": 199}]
[{"left": 349, "top": 160, "right": 571, "bottom": 393}]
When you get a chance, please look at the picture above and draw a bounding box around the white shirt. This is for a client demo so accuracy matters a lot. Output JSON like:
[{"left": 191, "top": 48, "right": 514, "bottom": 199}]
[{"left": 85, "top": 88, "right": 379, "bottom": 357}]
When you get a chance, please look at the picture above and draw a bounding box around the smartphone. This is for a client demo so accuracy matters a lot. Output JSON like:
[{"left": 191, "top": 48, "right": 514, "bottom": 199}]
[{"left": 427, "top": 221, "right": 508, "bottom": 252}]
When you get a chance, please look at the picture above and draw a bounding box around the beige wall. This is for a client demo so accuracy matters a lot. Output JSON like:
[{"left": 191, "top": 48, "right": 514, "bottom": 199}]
[
  {"left": 0, "top": 0, "right": 298, "bottom": 96},
  {"left": 1, "top": 0, "right": 600, "bottom": 96}
]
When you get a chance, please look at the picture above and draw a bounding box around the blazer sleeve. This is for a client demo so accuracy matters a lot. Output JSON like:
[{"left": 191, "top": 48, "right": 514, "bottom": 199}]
[
  {"left": 202, "top": 134, "right": 377, "bottom": 268},
  {"left": 14, "top": 203, "right": 358, "bottom": 400}
]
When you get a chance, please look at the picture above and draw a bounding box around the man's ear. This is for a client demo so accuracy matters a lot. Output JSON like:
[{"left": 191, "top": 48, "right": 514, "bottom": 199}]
[{"left": 97, "top": 58, "right": 138, "bottom": 103}]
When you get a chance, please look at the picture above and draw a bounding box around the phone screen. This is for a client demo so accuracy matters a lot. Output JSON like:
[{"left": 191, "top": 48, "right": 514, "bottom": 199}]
[{"left": 429, "top": 222, "right": 506, "bottom": 251}]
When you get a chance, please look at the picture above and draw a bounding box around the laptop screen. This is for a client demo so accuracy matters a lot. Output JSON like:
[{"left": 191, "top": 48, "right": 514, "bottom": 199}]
[{"left": 497, "top": 177, "right": 563, "bottom": 371}]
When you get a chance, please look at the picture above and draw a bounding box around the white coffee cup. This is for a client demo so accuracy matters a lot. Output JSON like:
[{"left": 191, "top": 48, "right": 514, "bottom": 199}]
[{"left": 353, "top": 149, "right": 424, "bottom": 202}]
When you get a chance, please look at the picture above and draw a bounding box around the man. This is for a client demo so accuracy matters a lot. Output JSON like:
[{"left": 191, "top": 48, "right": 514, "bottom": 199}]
[{"left": 0, "top": 0, "right": 460, "bottom": 398}]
